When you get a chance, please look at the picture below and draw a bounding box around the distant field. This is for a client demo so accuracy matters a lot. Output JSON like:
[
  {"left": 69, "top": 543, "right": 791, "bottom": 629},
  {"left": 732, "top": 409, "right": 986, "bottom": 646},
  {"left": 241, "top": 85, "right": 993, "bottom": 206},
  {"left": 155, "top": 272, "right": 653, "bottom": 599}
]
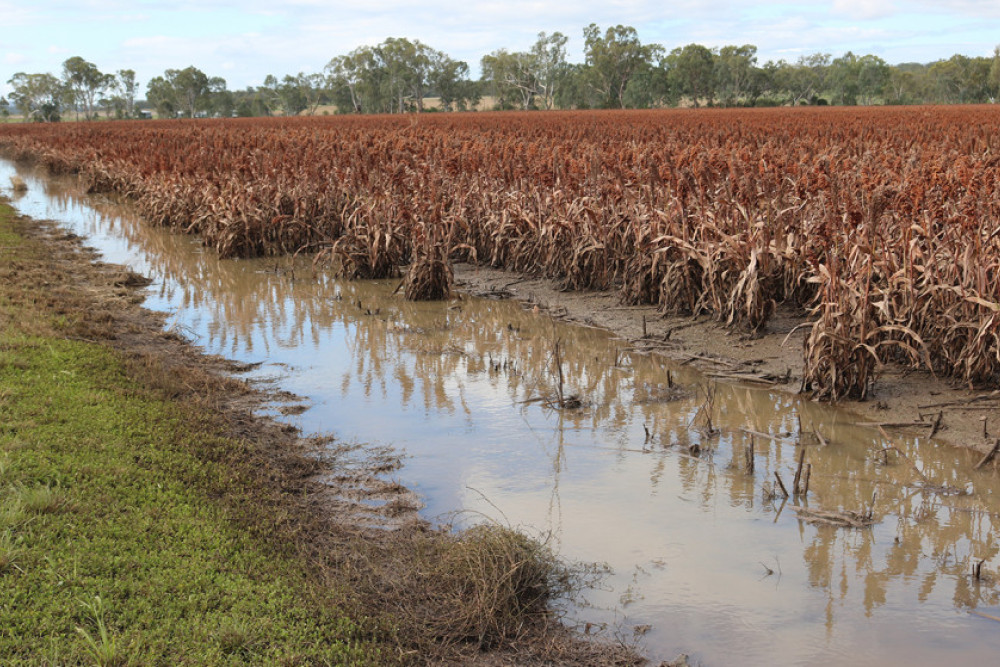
[{"left": 2, "top": 106, "right": 999, "bottom": 399}]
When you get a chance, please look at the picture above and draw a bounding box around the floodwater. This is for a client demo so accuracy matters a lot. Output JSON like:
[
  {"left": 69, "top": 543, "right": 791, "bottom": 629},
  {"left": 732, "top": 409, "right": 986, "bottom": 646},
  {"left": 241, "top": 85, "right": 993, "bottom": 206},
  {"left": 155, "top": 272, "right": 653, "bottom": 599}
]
[{"left": 4, "top": 159, "right": 1000, "bottom": 666}]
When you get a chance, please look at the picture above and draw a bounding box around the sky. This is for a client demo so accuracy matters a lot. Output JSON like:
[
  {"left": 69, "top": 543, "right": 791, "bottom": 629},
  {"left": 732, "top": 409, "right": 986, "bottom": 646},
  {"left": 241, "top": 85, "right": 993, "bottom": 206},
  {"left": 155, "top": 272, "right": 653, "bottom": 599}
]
[{"left": 2, "top": 1, "right": 1000, "bottom": 98}]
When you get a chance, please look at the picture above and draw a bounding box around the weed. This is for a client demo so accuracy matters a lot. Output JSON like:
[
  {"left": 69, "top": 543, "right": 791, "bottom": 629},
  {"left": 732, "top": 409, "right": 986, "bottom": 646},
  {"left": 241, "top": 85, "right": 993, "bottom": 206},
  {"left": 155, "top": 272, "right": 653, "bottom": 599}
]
[
  {"left": 214, "top": 617, "right": 264, "bottom": 657},
  {"left": 75, "top": 595, "right": 127, "bottom": 667},
  {"left": 0, "top": 495, "right": 26, "bottom": 529},
  {"left": 14, "top": 483, "right": 68, "bottom": 515},
  {"left": 0, "top": 530, "right": 24, "bottom": 574},
  {"left": 401, "top": 524, "right": 569, "bottom": 649},
  {"left": 0, "top": 454, "right": 13, "bottom": 484}
]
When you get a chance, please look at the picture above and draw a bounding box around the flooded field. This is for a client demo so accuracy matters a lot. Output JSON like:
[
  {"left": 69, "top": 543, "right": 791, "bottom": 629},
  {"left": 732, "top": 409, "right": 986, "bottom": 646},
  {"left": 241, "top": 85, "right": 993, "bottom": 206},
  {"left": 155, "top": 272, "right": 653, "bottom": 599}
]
[{"left": 4, "top": 159, "right": 1000, "bottom": 665}]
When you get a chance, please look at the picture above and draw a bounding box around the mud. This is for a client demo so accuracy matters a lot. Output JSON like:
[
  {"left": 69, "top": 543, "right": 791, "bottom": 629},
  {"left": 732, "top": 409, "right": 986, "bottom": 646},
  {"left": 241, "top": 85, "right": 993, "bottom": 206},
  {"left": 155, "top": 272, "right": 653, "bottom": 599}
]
[{"left": 454, "top": 263, "right": 1000, "bottom": 458}]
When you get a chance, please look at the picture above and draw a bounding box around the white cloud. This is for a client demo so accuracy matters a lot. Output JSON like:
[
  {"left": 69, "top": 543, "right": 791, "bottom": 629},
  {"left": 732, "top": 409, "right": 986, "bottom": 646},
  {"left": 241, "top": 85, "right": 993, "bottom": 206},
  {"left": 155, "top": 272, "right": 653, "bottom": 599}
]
[
  {"left": 916, "top": 0, "right": 1000, "bottom": 18},
  {"left": 1, "top": 1, "right": 1000, "bottom": 92},
  {"left": 831, "top": 0, "right": 898, "bottom": 20}
]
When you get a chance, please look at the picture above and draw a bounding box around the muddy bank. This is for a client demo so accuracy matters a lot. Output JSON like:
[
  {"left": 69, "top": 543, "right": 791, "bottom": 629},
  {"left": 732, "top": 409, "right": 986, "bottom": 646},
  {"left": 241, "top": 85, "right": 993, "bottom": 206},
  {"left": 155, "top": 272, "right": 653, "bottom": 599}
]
[
  {"left": 455, "top": 263, "right": 1000, "bottom": 458},
  {"left": 3, "top": 204, "right": 641, "bottom": 665}
]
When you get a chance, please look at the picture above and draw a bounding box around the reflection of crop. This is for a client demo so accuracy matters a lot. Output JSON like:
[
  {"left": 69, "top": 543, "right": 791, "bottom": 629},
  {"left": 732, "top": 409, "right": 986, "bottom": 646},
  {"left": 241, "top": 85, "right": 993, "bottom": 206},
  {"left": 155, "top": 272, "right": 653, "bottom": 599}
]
[{"left": 4, "top": 107, "right": 1000, "bottom": 397}]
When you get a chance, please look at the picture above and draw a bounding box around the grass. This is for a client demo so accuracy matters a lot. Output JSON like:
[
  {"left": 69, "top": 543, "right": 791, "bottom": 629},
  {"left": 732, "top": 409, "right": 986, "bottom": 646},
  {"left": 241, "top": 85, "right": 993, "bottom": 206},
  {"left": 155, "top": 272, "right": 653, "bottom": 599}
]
[{"left": 0, "top": 200, "right": 383, "bottom": 664}]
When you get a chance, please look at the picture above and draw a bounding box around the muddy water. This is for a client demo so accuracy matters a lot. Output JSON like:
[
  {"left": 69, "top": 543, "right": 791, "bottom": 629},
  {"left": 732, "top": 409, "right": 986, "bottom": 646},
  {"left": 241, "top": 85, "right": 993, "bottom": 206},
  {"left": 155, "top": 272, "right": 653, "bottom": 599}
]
[{"left": 4, "top": 160, "right": 1000, "bottom": 665}]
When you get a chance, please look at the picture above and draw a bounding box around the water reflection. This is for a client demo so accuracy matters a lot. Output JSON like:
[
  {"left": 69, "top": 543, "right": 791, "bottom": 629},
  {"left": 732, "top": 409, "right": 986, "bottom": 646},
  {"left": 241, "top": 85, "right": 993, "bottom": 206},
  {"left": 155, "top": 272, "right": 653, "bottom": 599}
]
[{"left": 4, "top": 159, "right": 1000, "bottom": 666}]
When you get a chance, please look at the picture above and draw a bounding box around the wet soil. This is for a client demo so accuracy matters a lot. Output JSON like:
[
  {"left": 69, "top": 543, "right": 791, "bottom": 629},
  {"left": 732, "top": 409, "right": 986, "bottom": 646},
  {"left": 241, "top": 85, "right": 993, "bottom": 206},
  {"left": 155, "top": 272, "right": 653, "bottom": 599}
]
[{"left": 454, "top": 263, "right": 1000, "bottom": 459}]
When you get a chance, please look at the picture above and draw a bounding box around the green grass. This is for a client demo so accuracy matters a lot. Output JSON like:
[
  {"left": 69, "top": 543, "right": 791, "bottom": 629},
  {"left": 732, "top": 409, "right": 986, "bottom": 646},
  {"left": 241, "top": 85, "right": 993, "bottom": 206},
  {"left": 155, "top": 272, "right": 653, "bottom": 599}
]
[{"left": 0, "top": 202, "right": 383, "bottom": 664}]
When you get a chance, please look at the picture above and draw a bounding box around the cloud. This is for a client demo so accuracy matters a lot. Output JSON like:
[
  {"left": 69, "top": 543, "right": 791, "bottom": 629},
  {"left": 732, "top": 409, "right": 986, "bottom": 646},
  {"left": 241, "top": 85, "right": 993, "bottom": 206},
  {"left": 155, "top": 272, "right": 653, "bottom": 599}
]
[
  {"left": 916, "top": 0, "right": 1000, "bottom": 18},
  {"left": 2, "top": 1, "right": 1000, "bottom": 93},
  {"left": 831, "top": 0, "right": 898, "bottom": 20}
]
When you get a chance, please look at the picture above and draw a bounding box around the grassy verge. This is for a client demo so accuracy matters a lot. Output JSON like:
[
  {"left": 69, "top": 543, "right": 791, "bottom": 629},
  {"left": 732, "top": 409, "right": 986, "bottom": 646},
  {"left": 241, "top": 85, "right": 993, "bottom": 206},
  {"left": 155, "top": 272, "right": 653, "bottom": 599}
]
[{"left": 0, "top": 203, "right": 385, "bottom": 663}]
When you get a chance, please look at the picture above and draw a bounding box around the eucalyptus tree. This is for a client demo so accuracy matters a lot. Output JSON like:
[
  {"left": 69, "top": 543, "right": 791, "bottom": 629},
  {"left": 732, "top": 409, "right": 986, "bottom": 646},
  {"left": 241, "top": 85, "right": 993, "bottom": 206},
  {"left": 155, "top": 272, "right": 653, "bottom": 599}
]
[
  {"left": 208, "top": 76, "right": 234, "bottom": 117},
  {"left": 715, "top": 44, "right": 758, "bottom": 106},
  {"left": 774, "top": 53, "right": 831, "bottom": 105},
  {"left": 553, "top": 63, "right": 603, "bottom": 109},
  {"left": 666, "top": 43, "right": 715, "bottom": 106},
  {"left": 327, "top": 39, "right": 473, "bottom": 113},
  {"left": 621, "top": 60, "right": 672, "bottom": 108},
  {"left": 289, "top": 72, "right": 327, "bottom": 115},
  {"left": 62, "top": 56, "right": 111, "bottom": 120},
  {"left": 827, "top": 52, "right": 889, "bottom": 105},
  {"left": 991, "top": 46, "right": 1000, "bottom": 101},
  {"left": 480, "top": 32, "right": 568, "bottom": 110},
  {"left": 928, "top": 54, "right": 992, "bottom": 103},
  {"left": 583, "top": 24, "right": 663, "bottom": 108},
  {"left": 146, "top": 66, "right": 216, "bottom": 118},
  {"left": 116, "top": 69, "right": 139, "bottom": 118},
  {"left": 6, "top": 72, "right": 64, "bottom": 121},
  {"left": 531, "top": 31, "right": 569, "bottom": 109},
  {"left": 263, "top": 73, "right": 326, "bottom": 116},
  {"left": 481, "top": 49, "right": 537, "bottom": 109},
  {"left": 325, "top": 50, "right": 368, "bottom": 113},
  {"left": 885, "top": 63, "right": 927, "bottom": 104},
  {"left": 381, "top": 37, "right": 435, "bottom": 112},
  {"left": 429, "top": 54, "right": 478, "bottom": 111}
]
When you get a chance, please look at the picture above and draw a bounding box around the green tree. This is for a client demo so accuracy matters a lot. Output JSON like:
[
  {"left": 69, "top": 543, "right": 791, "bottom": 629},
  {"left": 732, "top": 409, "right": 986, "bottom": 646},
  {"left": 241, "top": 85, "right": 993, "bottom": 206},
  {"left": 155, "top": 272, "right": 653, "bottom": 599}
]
[
  {"left": 481, "top": 49, "right": 536, "bottom": 109},
  {"left": 146, "top": 75, "right": 176, "bottom": 118},
  {"left": 429, "top": 54, "right": 477, "bottom": 111},
  {"left": 622, "top": 61, "right": 672, "bottom": 108},
  {"left": 379, "top": 37, "right": 434, "bottom": 112},
  {"left": 233, "top": 86, "right": 272, "bottom": 117},
  {"left": 583, "top": 24, "right": 662, "bottom": 108},
  {"left": 928, "top": 54, "right": 992, "bottom": 103},
  {"left": 774, "top": 53, "right": 831, "bottom": 105},
  {"left": 173, "top": 66, "right": 212, "bottom": 117},
  {"left": 747, "top": 60, "right": 780, "bottom": 105},
  {"left": 715, "top": 45, "right": 758, "bottom": 106},
  {"left": 828, "top": 52, "right": 888, "bottom": 105},
  {"left": 667, "top": 44, "right": 716, "bottom": 106},
  {"left": 553, "top": 63, "right": 602, "bottom": 109},
  {"left": 296, "top": 72, "right": 328, "bottom": 115},
  {"left": 886, "top": 63, "right": 927, "bottom": 104},
  {"left": 325, "top": 50, "right": 368, "bottom": 113},
  {"left": 531, "top": 31, "right": 569, "bottom": 110},
  {"left": 990, "top": 46, "right": 1000, "bottom": 101},
  {"left": 857, "top": 54, "right": 890, "bottom": 104},
  {"left": 116, "top": 69, "right": 139, "bottom": 118},
  {"left": 327, "top": 39, "right": 469, "bottom": 114},
  {"left": 277, "top": 75, "right": 308, "bottom": 115},
  {"left": 146, "top": 66, "right": 215, "bottom": 118},
  {"left": 208, "top": 76, "right": 233, "bottom": 117},
  {"left": 62, "top": 56, "right": 109, "bottom": 120},
  {"left": 828, "top": 52, "right": 862, "bottom": 104},
  {"left": 7, "top": 72, "right": 63, "bottom": 121}
]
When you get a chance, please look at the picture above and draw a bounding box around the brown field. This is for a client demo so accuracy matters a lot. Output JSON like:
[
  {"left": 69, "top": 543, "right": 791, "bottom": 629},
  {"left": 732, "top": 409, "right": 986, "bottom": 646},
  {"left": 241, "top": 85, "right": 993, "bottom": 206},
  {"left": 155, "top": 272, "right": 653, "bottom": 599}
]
[{"left": 2, "top": 106, "right": 999, "bottom": 400}]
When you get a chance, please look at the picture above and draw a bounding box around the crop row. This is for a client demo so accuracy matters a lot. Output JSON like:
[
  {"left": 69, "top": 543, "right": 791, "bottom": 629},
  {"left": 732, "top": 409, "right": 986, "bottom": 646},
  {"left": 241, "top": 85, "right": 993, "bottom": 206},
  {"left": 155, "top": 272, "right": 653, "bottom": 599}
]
[{"left": 2, "top": 107, "right": 999, "bottom": 399}]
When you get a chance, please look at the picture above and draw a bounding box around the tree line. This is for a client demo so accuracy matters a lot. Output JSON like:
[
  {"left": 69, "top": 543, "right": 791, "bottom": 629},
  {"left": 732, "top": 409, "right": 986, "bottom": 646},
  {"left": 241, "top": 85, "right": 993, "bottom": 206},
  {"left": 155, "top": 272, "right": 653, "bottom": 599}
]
[{"left": 5, "top": 24, "right": 1000, "bottom": 121}]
